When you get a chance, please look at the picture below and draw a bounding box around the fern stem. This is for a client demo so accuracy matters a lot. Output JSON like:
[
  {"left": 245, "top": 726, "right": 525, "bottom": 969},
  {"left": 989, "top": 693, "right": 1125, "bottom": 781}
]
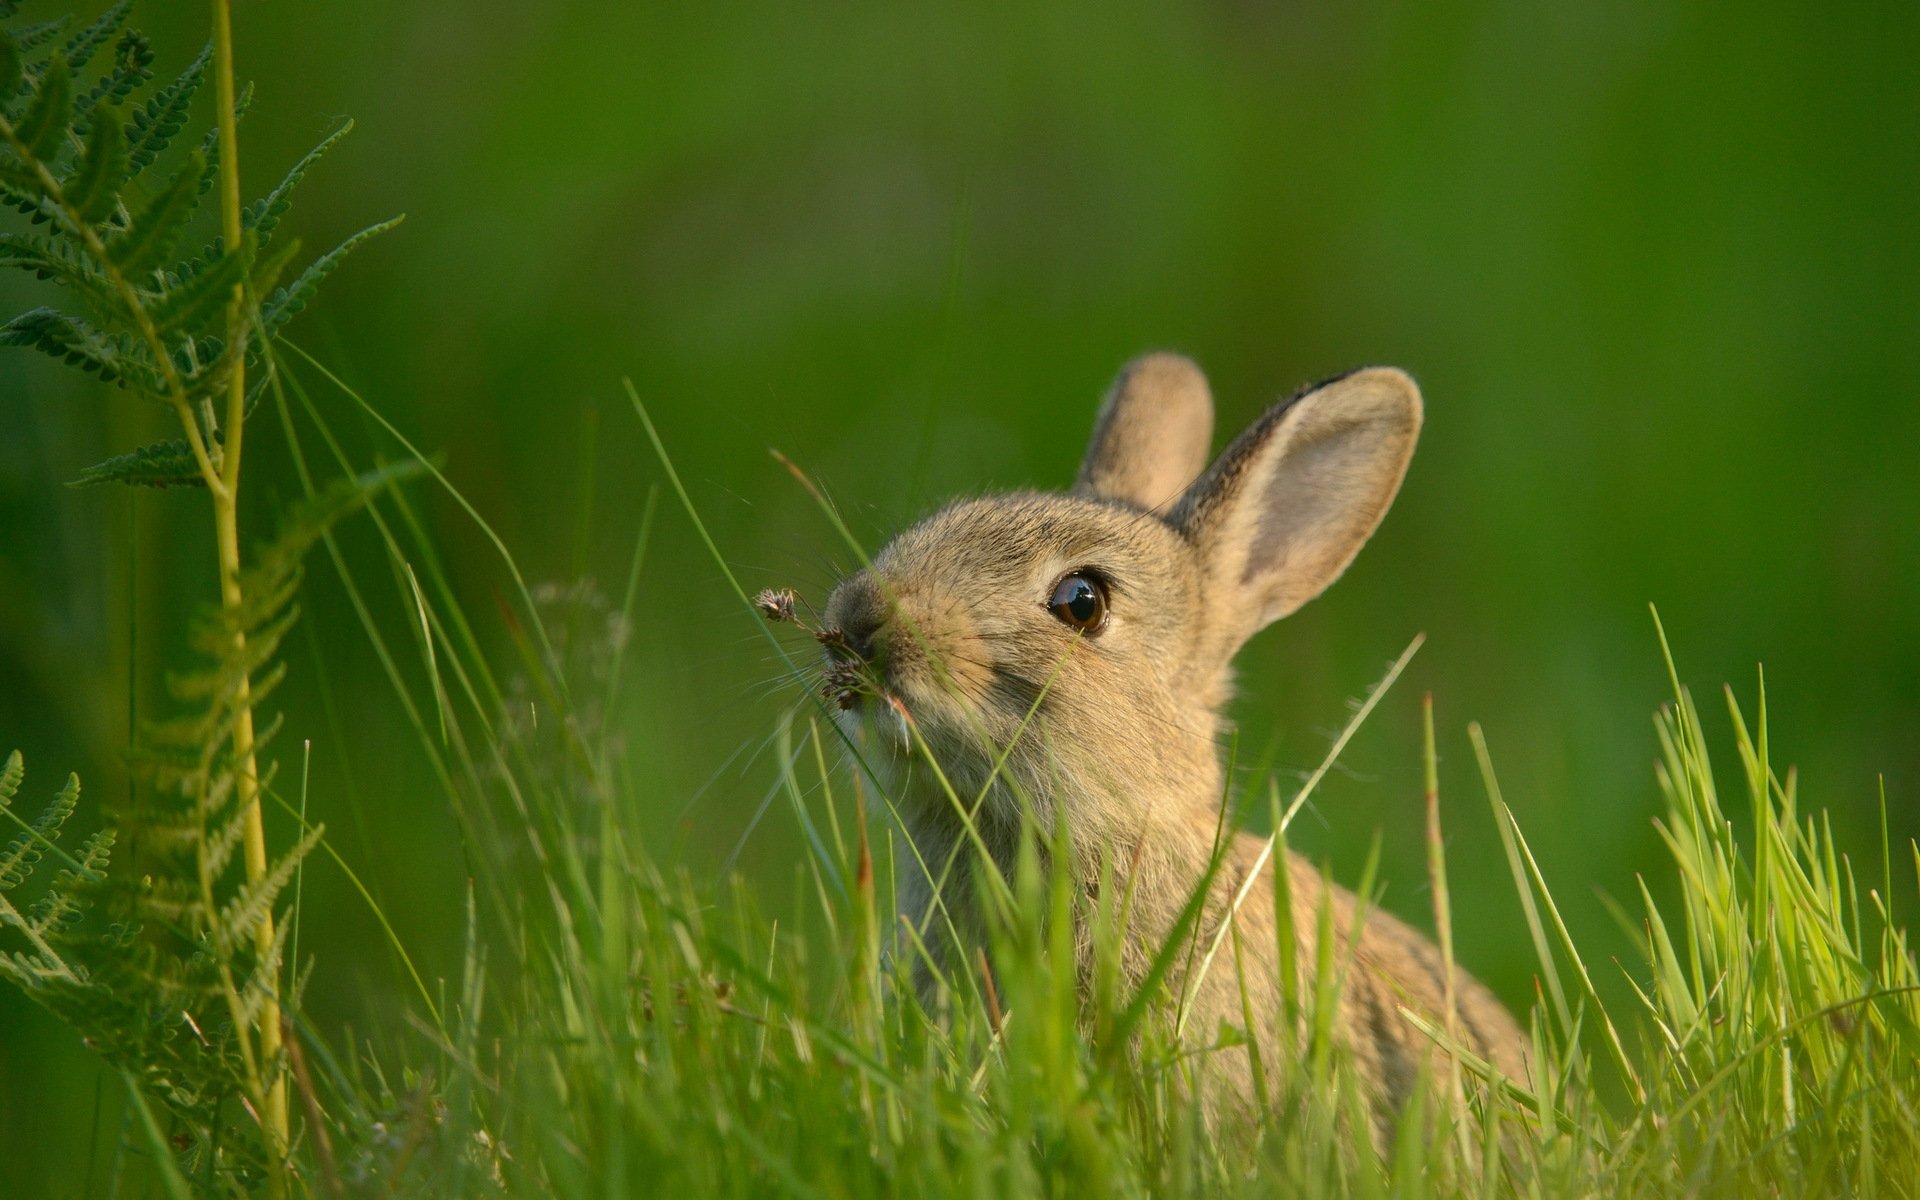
[
  {"left": 214, "top": 1, "right": 247, "bottom": 497},
  {"left": 209, "top": 0, "right": 289, "bottom": 1190}
]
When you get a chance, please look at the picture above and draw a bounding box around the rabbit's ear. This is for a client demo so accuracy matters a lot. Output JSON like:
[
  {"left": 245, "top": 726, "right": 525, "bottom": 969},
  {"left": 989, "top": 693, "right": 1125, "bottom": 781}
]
[
  {"left": 1175, "top": 367, "right": 1421, "bottom": 656},
  {"left": 1074, "top": 353, "right": 1216, "bottom": 512}
]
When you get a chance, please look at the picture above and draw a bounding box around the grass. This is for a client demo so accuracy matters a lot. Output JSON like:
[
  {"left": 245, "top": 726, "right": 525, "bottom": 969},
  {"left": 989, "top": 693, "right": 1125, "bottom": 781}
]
[
  {"left": 125, "top": 358, "right": 1901, "bottom": 1198},
  {"left": 3, "top": 337, "right": 1916, "bottom": 1195}
]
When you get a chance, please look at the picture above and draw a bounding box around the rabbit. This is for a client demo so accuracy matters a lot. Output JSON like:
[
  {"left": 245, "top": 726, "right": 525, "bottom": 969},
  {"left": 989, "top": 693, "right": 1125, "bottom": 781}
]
[{"left": 816, "top": 352, "right": 1529, "bottom": 1142}]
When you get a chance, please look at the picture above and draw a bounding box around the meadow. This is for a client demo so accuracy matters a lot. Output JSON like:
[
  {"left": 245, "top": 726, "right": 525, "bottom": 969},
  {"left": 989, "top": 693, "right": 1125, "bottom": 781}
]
[{"left": 2, "top": 1, "right": 1917, "bottom": 1195}]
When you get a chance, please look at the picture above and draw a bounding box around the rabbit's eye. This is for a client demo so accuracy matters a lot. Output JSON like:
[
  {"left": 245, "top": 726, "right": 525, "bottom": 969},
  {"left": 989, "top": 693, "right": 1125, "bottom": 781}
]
[{"left": 1047, "top": 572, "right": 1108, "bottom": 634}]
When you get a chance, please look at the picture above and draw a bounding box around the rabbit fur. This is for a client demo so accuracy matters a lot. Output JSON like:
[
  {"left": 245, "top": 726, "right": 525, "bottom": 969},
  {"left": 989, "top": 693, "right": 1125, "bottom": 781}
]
[{"left": 821, "top": 352, "right": 1528, "bottom": 1137}]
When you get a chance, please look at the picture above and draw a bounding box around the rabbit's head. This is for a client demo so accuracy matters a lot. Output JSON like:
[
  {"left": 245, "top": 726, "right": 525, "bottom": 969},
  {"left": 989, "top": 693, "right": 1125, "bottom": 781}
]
[{"left": 822, "top": 353, "right": 1421, "bottom": 838}]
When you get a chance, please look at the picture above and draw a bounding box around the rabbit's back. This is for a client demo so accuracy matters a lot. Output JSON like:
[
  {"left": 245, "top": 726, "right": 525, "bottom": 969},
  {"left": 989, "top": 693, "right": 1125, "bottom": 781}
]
[{"left": 1168, "top": 827, "right": 1528, "bottom": 1133}]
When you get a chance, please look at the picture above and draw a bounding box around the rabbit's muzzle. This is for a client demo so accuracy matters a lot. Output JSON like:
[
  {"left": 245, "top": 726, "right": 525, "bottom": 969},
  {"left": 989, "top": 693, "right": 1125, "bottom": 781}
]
[
  {"left": 821, "top": 570, "right": 988, "bottom": 726},
  {"left": 822, "top": 571, "right": 888, "bottom": 668}
]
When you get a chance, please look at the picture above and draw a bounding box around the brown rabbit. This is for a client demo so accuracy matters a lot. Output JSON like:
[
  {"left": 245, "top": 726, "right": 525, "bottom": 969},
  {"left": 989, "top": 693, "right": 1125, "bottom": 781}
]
[{"left": 819, "top": 353, "right": 1528, "bottom": 1138}]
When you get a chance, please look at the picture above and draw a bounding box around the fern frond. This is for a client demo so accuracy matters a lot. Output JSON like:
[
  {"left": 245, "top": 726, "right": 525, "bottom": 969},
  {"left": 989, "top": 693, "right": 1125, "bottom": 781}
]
[
  {"left": 147, "top": 232, "right": 249, "bottom": 332},
  {"left": 69, "top": 435, "right": 208, "bottom": 488},
  {"left": 171, "top": 618, "right": 295, "bottom": 704},
  {"left": 0, "top": 29, "right": 21, "bottom": 98},
  {"left": 132, "top": 712, "right": 222, "bottom": 777},
  {"left": 0, "top": 756, "right": 88, "bottom": 986},
  {"left": 123, "top": 42, "right": 205, "bottom": 177},
  {"left": 107, "top": 148, "right": 201, "bottom": 274},
  {"left": 0, "top": 769, "right": 79, "bottom": 888},
  {"left": 11, "top": 17, "right": 70, "bottom": 55},
  {"left": 0, "top": 18, "right": 414, "bottom": 1177},
  {"left": 209, "top": 822, "right": 321, "bottom": 960},
  {"left": 0, "top": 231, "right": 120, "bottom": 316},
  {"left": 233, "top": 915, "right": 293, "bottom": 1031},
  {"left": 120, "top": 459, "right": 422, "bottom": 962},
  {"left": 60, "top": 0, "right": 129, "bottom": 73},
  {"left": 67, "top": 829, "right": 113, "bottom": 892},
  {"left": 0, "top": 305, "right": 154, "bottom": 387},
  {"left": 0, "top": 168, "right": 53, "bottom": 218},
  {"left": 63, "top": 102, "right": 125, "bottom": 222},
  {"left": 0, "top": 946, "right": 69, "bottom": 985},
  {"left": 190, "top": 78, "right": 247, "bottom": 199},
  {"left": 261, "top": 460, "right": 429, "bottom": 583},
  {"left": 247, "top": 119, "right": 351, "bottom": 247},
  {"left": 247, "top": 233, "right": 299, "bottom": 304},
  {"left": 169, "top": 331, "right": 222, "bottom": 382},
  {"left": 14, "top": 53, "right": 70, "bottom": 160},
  {"left": 24, "top": 879, "right": 84, "bottom": 939},
  {"left": 202, "top": 806, "right": 252, "bottom": 886},
  {"left": 262, "top": 214, "right": 402, "bottom": 336},
  {"left": 131, "top": 874, "right": 202, "bottom": 926},
  {"left": 75, "top": 31, "right": 152, "bottom": 112}
]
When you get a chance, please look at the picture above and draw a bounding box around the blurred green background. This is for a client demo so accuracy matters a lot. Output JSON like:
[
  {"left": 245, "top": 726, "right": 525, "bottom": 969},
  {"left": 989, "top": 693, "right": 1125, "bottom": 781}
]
[{"left": 3, "top": 0, "right": 1916, "bottom": 1189}]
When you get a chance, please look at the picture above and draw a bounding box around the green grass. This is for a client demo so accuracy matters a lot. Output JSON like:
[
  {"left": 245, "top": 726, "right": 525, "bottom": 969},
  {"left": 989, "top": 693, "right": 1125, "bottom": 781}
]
[
  {"left": 7, "top": 348, "right": 1918, "bottom": 1195},
  {"left": 134, "top": 362, "right": 1905, "bottom": 1198}
]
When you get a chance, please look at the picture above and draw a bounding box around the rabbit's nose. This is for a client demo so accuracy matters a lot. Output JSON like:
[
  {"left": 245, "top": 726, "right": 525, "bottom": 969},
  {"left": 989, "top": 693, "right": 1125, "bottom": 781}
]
[
  {"left": 824, "top": 572, "right": 890, "bottom": 662},
  {"left": 840, "top": 616, "right": 881, "bottom": 663}
]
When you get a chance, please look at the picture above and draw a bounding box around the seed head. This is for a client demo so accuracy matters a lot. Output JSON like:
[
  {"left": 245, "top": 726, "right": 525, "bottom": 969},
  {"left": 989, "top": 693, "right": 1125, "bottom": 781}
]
[
  {"left": 823, "top": 660, "right": 865, "bottom": 710},
  {"left": 754, "top": 588, "right": 798, "bottom": 624}
]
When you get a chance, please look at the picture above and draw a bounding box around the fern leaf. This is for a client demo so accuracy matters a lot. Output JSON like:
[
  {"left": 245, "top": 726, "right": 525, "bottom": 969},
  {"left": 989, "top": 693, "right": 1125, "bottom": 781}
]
[
  {"left": 63, "top": 103, "right": 125, "bottom": 223},
  {"left": 208, "top": 822, "right": 321, "bottom": 959},
  {"left": 0, "top": 30, "right": 21, "bottom": 98},
  {"left": 0, "top": 768, "right": 78, "bottom": 890},
  {"left": 61, "top": 0, "right": 129, "bottom": 72},
  {"left": 202, "top": 807, "right": 251, "bottom": 885},
  {"left": 0, "top": 231, "right": 120, "bottom": 315},
  {"left": 147, "top": 233, "right": 250, "bottom": 333},
  {"left": 262, "top": 215, "right": 402, "bottom": 336},
  {"left": 250, "top": 460, "right": 429, "bottom": 592},
  {"left": 66, "top": 828, "right": 112, "bottom": 884},
  {"left": 68, "top": 436, "right": 208, "bottom": 489},
  {"left": 195, "top": 751, "right": 279, "bottom": 879},
  {"left": 0, "top": 306, "right": 151, "bottom": 387},
  {"left": 172, "top": 623, "right": 292, "bottom": 704},
  {"left": 124, "top": 43, "right": 206, "bottom": 177},
  {"left": 177, "top": 217, "right": 288, "bottom": 310},
  {"left": 0, "top": 751, "right": 19, "bottom": 803},
  {"left": 0, "top": 167, "right": 50, "bottom": 219},
  {"left": 11, "top": 17, "right": 70, "bottom": 54},
  {"left": 0, "top": 950, "right": 41, "bottom": 985},
  {"left": 12, "top": 17, "right": 70, "bottom": 51},
  {"left": 0, "top": 947, "right": 70, "bottom": 985},
  {"left": 132, "top": 873, "right": 201, "bottom": 922},
  {"left": 233, "top": 916, "right": 292, "bottom": 1030},
  {"left": 248, "top": 234, "right": 300, "bottom": 305},
  {"left": 107, "top": 149, "right": 201, "bottom": 275},
  {"left": 191, "top": 79, "right": 248, "bottom": 199},
  {"left": 16, "top": 54, "right": 71, "bottom": 161},
  {"left": 25, "top": 884, "right": 81, "bottom": 940},
  {"left": 170, "top": 332, "right": 222, "bottom": 381},
  {"left": 246, "top": 119, "right": 351, "bottom": 248},
  {"left": 76, "top": 31, "right": 152, "bottom": 112}
]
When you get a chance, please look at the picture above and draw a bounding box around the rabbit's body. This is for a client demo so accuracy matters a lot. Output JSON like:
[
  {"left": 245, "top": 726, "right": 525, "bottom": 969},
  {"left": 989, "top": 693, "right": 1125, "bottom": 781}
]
[{"left": 822, "top": 353, "right": 1527, "bottom": 1137}]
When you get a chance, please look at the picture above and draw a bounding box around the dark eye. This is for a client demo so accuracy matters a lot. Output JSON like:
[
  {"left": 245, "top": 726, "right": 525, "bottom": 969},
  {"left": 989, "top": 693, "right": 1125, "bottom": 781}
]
[{"left": 1047, "top": 572, "right": 1109, "bottom": 634}]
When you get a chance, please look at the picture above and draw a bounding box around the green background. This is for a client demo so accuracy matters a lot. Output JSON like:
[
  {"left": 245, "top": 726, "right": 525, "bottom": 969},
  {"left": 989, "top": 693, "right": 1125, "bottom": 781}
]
[{"left": 3, "top": 1, "right": 1916, "bottom": 1189}]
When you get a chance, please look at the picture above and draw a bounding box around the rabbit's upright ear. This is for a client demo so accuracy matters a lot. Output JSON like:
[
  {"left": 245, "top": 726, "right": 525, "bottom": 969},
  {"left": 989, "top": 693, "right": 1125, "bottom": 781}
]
[
  {"left": 1074, "top": 353, "right": 1215, "bottom": 512},
  {"left": 1174, "top": 368, "right": 1421, "bottom": 659}
]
